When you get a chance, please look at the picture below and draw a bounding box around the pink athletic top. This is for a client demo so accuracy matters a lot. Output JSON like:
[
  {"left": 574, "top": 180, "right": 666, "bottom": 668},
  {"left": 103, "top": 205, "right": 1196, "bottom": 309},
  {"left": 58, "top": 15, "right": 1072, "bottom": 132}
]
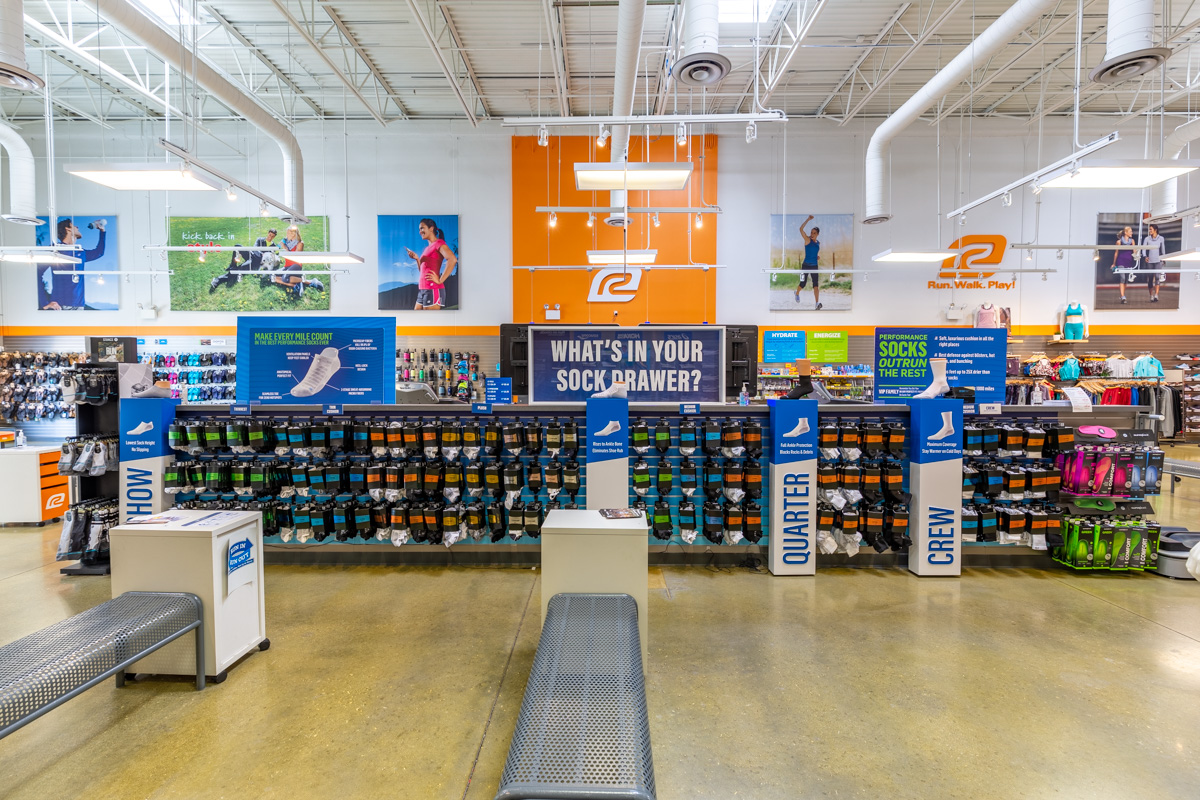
[{"left": 418, "top": 239, "right": 446, "bottom": 290}]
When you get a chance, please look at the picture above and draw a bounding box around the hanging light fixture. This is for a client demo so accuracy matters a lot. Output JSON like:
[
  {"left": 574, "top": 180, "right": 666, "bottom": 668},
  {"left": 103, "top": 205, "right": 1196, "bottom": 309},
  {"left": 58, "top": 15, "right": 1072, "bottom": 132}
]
[
  {"left": 259, "top": 200, "right": 270, "bottom": 218},
  {"left": 537, "top": 125, "right": 549, "bottom": 147},
  {"left": 226, "top": 186, "right": 237, "bottom": 201},
  {"left": 1038, "top": 159, "right": 1200, "bottom": 189},
  {"left": 586, "top": 213, "right": 595, "bottom": 228},
  {"left": 587, "top": 249, "right": 657, "bottom": 265},
  {"left": 596, "top": 125, "right": 609, "bottom": 148},
  {"left": 574, "top": 162, "right": 693, "bottom": 191},
  {"left": 695, "top": 212, "right": 703, "bottom": 228},
  {"left": 64, "top": 162, "right": 222, "bottom": 191},
  {"left": 871, "top": 249, "right": 956, "bottom": 263},
  {"left": 677, "top": 122, "right": 687, "bottom": 146},
  {"left": 548, "top": 211, "right": 557, "bottom": 228},
  {"left": 652, "top": 213, "right": 661, "bottom": 228}
]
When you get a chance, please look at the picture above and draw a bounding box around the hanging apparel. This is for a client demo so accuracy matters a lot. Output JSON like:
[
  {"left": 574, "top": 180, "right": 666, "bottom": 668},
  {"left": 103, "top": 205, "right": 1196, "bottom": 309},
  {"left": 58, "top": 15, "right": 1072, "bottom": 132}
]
[
  {"left": 1133, "top": 355, "right": 1164, "bottom": 378},
  {"left": 1106, "top": 355, "right": 1134, "bottom": 379}
]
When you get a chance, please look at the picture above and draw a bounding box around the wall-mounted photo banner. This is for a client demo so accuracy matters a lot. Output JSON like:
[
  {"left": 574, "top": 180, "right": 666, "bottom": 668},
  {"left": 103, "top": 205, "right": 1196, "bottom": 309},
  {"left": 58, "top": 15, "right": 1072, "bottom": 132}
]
[
  {"left": 1093, "top": 213, "right": 1181, "bottom": 311},
  {"left": 528, "top": 325, "right": 724, "bottom": 403},
  {"left": 168, "top": 217, "right": 331, "bottom": 311},
  {"left": 769, "top": 213, "right": 854, "bottom": 311},
  {"left": 236, "top": 316, "right": 396, "bottom": 405},
  {"left": 36, "top": 215, "right": 119, "bottom": 311},
  {"left": 874, "top": 328, "right": 1006, "bottom": 404},
  {"left": 378, "top": 215, "right": 460, "bottom": 310}
]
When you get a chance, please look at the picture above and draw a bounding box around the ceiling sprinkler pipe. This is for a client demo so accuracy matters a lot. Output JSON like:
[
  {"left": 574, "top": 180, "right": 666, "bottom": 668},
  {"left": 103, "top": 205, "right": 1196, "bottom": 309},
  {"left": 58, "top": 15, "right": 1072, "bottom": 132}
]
[
  {"left": 89, "top": 0, "right": 304, "bottom": 216},
  {"left": 1151, "top": 118, "right": 1200, "bottom": 219},
  {"left": 863, "top": 0, "right": 1059, "bottom": 224},
  {"left": 0, "top": 123, "right": 40, "bottom": 225}
]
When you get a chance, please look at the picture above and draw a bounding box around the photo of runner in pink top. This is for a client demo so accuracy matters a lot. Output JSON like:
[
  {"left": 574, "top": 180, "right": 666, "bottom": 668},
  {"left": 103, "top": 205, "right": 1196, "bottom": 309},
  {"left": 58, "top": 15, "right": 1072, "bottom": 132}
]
[{"left": 406, "top": 218, "right": 458, "bottom": 310}]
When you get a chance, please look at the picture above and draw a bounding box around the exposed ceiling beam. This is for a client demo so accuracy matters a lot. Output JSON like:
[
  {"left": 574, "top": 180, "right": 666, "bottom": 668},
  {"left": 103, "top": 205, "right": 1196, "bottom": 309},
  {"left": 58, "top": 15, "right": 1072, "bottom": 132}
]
[
  {"left": 761, "top": 0, "right": 832, "bottom": 105},
  {"left": 265, "top": 0, "right": 389, "bottom": 125},
  {"left": 731, "top": 1, "right": 796, "bottom": 114},
  {"left": 202, "top": 4, "right": 325, "bottom": 119},
  {"left": 838, "top": 0, "right": 968, "bottom": 125},
  {"left": 403, "top": 0, "right": 479, "bottom": 126},
  {"left": 815, "top": 4, "right": 910, "bottom": 116},
  {"left": 540, "top": 0, "right": 570, "bottom": 116},
  {"left": 321, "top": 5, "right": 411, "bottom": 119},
  {"left": 438, "top": 3, "right": 491, "bottom": 118},
  {"left": 931, "top": 0, "right": 1099, "bottom": 123}
]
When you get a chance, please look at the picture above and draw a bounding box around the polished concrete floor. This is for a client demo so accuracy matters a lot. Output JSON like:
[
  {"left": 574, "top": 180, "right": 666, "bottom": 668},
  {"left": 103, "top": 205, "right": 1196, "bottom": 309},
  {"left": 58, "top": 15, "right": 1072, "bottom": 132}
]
[{"left": 1, "top": 450, "right": 1198, "bottom": 799}]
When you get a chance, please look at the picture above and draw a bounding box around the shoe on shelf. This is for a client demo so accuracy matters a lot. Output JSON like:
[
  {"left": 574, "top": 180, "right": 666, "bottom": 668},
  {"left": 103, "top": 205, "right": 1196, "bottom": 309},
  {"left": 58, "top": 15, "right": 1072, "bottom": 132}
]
[{"left": 1175, "top": 354, "right": 1194, "bottom": 361}]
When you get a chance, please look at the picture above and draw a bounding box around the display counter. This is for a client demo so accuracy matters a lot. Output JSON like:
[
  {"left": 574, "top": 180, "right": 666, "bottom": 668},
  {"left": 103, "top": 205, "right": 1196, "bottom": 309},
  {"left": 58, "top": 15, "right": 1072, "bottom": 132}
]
[{"left": 0, "top": 445, "right": 70, "bottom": 525}]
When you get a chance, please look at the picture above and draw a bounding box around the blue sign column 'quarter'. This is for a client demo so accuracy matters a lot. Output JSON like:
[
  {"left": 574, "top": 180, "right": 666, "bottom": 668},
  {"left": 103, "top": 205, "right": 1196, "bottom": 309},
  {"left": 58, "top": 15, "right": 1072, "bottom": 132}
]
[
  {"left": 585, "top": 397, "right": 630, "bottom": 509},
  {"left": 762, "top": 330, "right": 807, "bottom": 362},
  {"left": 768, "top": 399, "right": 819, "bottom": 576},
  {"left": 529, "top": 326, "right": 724, "bottom": 403},
  {"left": 907, "top": 397, "right": 964, "bottom": 577},
  {"left": 874, "top": 327, "right": 1006, "bottom": 403},
  {"left": 236, "top": 316, "right": 397, "bottom": 405}
]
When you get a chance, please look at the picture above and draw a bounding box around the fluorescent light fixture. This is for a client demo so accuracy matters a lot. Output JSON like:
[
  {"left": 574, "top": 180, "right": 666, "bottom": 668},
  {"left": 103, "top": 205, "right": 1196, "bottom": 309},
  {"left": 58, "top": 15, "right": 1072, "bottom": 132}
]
[
  {"left": 719, "top": 0, "right": 779, "bottom": 23},
  {"left": 1038, "top": 159, "right": 1200, "bottom": 189},
  {"left": 872, "top": 249, "right": 956, "bottom": 263},
  {"left": 1164, "top": 250, "right": 1200, "bottom": 262},
  {"left": 587, "top": 249, "right": 657, "bottom": 265},
  {"left": 64, "top": 162, "right": 222, "bottom": 191},
  {"left": 574, "top": 162, "right": 693, "bottom": 191},
  {"left": 0, "top": 252, "right": 81, "bottom": 264},
  {"left": 280, "top": 252, "right": 365, "bottom": 265}
]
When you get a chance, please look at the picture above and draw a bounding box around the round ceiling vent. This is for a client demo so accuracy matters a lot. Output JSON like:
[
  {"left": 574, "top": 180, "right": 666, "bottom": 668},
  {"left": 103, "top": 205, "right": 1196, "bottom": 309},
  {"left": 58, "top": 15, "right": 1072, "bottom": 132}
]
[
  {"left": 0, "top": 62, "right": 44, "bottom": 92},
  {"left": 672, "top": 52, "right": 732, "bottom": 87},
  {"left": 1090, "top": 47, "right": 1171, "bottom": 84}
]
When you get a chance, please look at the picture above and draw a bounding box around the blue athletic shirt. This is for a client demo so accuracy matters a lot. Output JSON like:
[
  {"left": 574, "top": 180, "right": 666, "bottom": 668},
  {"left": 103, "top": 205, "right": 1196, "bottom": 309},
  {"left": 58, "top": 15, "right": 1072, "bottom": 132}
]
[{"left": 804, "top": 239, "right": 820, "bottom": 266}]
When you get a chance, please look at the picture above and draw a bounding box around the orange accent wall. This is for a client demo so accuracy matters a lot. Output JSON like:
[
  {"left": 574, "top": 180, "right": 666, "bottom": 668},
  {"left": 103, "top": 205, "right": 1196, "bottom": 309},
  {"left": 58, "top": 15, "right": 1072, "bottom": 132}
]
[{"left": 512, "top": 134, "right": 718, "bottom": 324}]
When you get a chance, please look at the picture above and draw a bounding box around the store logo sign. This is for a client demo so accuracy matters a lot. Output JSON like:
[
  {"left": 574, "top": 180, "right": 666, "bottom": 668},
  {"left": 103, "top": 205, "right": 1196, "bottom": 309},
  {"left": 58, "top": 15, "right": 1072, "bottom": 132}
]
[
  {"left": 45, "top": 492, "right": 66, "bottom": 511},
  {"left": 931, "top": 235, "right": 1015, "bottom": 290},
  {"left": 587, "top": 267, "right": 642, "bottom": 303}
]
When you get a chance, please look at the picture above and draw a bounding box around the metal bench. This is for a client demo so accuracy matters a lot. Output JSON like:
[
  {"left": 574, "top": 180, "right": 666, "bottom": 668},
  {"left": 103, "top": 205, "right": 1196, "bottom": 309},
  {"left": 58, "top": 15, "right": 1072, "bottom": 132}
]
[
  {"left": 496, "top": 593, "right": 655, "bottom": 800},
  {"left": 0, "top": 591, "right": 204, "bottom": 739},
  {"left": 1166, "top": 458, "right": 1200, "bottom": 494}
]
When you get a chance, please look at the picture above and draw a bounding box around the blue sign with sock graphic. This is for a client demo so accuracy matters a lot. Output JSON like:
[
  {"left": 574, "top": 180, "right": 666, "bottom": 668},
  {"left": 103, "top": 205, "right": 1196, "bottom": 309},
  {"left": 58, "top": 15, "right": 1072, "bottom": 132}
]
[
  {"left": 909, "top": 397, "right": 964, "bottom": 463},
  {"left": 528, "top": 326, "right": 724, "bottom": 403},
  {"left": 769, "top": 399, "right": 819, "bottom": 464},
  {"left": 873, "top": 328, "right": 1006, "bottom": 404},
  {"left": 236, "top": 316, "right": 396, "bottom": 404},
  {"left": 586, "top": 397, "right": 629, "bottom": 462}
]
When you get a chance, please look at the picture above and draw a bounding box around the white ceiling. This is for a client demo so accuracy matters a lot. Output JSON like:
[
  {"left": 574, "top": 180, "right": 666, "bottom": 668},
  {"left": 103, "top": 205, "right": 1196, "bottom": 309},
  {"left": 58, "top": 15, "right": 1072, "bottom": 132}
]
[{"left": 6, "top": 0, "right": 1200, "bottom": 129}]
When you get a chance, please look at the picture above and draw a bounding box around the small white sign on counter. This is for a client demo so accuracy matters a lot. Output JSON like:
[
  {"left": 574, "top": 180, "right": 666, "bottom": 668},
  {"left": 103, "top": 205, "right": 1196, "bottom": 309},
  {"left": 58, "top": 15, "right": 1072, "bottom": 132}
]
[{"left": 1062, "top": 387, "right": 1093, "bottom": 413}]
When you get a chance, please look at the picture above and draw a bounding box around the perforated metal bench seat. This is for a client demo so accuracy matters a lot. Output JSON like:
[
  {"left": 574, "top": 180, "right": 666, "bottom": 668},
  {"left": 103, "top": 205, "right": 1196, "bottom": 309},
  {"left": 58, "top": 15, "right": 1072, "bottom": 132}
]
[
  {"left": 1166, "top": 458, "right": 1200, "bottom": 493},
  {"left": 0, "top": 591, "right": 204, "bottom": 739},
  {"left": 496, "top": 593, "right": 655, "bottom": 800}
]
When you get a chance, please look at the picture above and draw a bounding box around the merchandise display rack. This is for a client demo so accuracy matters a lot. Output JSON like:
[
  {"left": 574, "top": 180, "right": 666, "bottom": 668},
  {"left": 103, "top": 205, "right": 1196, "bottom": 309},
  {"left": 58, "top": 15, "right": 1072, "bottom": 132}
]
[{"left": 60, "top": 364, "right": 119, "bottom": 576}]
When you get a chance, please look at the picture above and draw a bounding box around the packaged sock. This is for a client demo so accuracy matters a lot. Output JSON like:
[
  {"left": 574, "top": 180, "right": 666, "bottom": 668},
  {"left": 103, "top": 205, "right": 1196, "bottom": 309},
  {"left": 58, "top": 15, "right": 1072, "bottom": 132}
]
[
  {"left": 742, "top": 500, "right": 763, "bottom": 544},
  {"left": 722, "top": 501, "right": 744, "bottom": 545},
  {"left": 702, "top": 501, "right": 724, "bottom": 544},
  {"left": 544, "top": 420, "right": 562, "bottom": 457},
  {"left": 702, "top": 419, "right": 721, "bottom": 456},
  {"left": 656, "top": 460, "right": 673, "bottom": 496},
  {"left": 502, "top": 422, "right": 525, "bottom": 456},
  {"left": 743, "top": 460, "right": 763, "bottom": 500},
  {"left": 524, "top": 419, "right": 543, "bottom": 456},
  {"left": 630, "top": 419, "right": 651, "bottom": 454},
  {"left": 720, "top": 419, "right": 744, "bottom": 458},
  {"left": 679, "top": 457, "right": 698, "bottom": 497},
  {"left": 743, "top": 419, "right": 763, "bottom": 459},
  {"left": 652, "top": 500, "right": 673, "bottom": 540},
  {"left": 722, "top": 459, "right": 745, "bottom": 503},
  {"left": 441, "top": 422, "right": 462, "bottom": 460},
  {"left": 678, "top": 500, "right": 698, "bottom": 544},
  {"left": 526, "top": 463, "right": 543, "bottom": 495},
  {"left": 561, "top": 421, "right": 580, "bottom": 457},
  {"left": 678, "top": 419, "right": 698, "bottom": 456},
  {"left": 483, "top": 420, "right": 502, "bottom": 457},
  {"left": 819, "top": 421, "right": 840, "bottom": 460},
  {"left": 703, "top": 458, "right": 723, "bottom": 500},
  {"left": 544, "top": 460, "right": 563, "bottom": 499}
]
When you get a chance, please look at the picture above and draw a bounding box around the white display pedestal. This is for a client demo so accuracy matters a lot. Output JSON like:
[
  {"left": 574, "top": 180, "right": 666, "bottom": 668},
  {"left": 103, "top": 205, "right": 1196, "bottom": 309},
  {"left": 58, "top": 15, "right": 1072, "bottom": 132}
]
[
  {"left": 110, "top": 509, "right": 267, "bottom": 680},
  {"left": 0, "top": 445, "right": 70, "bottom": 524},
  {"left": 908, "top": 398, "right": 964, "bottom": 577},
  {"left": 540, "top": 509, "right": 649, "bottom": 665}
]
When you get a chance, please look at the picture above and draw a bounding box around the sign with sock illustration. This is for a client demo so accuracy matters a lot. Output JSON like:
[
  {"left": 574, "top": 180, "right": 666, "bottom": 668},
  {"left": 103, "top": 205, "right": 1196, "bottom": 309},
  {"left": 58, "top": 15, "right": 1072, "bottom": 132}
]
[
  {"left": 528, "top": 326, "right": 724, "bottom": 403},
  {"left": 236, "top": 317, "right": 397, "bottom": 405},
  {"left": 119, "top": 398, "right": 180, "bottom": 522},
  {"left": 585, "top": 397, "right": 629, "bottom": 509},
  {"left": 907, "top": 397, "right": 963, "bottom": 577},
  {"left": 768, "top": 399, "right": 819, "bottom": 575},
  {"left": 874, "top": 328, "right": 1006, "bottom": 403}
]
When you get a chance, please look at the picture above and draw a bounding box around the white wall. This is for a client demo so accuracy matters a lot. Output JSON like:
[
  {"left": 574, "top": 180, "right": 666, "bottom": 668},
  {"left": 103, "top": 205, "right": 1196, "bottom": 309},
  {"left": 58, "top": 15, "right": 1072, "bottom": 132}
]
[
  {"left": 0, "top": 120, "right": 513, "bottom": 328},
  {"left": 716, "top": 117, "right": 1200, "bottom": 329},
  {"left": 1, "top": 115, "right": 1196, "bottom": 332}
]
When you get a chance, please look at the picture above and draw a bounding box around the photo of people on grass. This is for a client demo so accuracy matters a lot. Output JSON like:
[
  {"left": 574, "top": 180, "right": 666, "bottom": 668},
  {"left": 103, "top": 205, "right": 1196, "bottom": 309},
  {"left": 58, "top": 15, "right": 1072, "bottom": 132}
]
[
  {"left": 35, "top": 215, "right": 119, "bottom": 311},
  {"left": 1093, "top": 213, "right": 1181, "bottom": 310},
  {"left": 168, "top": 216, "right": 331, "bottom": 311},
  {"left": 769, "top": 213, "right": 854, "bottom": 311},
  {"left": 377, "top": 215, "right": 460, "bottom": 310}
]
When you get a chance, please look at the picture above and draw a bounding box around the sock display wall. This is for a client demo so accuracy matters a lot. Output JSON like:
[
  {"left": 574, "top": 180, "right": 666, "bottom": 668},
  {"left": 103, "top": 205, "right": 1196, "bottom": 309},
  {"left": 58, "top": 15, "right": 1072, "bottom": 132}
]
[{"left": 167, "top": 405, "right": 588, "bottom": 546}]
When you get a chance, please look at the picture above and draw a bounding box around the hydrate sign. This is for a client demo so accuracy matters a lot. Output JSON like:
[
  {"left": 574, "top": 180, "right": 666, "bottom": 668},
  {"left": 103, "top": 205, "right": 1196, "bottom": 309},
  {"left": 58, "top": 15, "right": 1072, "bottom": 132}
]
[{"left": 528, "top": 326, "right": 724, "bottom": 403}]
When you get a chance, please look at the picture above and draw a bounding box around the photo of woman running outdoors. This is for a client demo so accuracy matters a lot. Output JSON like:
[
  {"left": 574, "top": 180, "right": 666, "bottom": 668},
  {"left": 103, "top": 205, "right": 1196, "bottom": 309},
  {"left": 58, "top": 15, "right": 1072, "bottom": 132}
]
[
  {"left": 378, "top": 215, "right": 461, "bottom": 310},
  {"left": 768, "top": 213, "right": 854, "bottom": 310}
]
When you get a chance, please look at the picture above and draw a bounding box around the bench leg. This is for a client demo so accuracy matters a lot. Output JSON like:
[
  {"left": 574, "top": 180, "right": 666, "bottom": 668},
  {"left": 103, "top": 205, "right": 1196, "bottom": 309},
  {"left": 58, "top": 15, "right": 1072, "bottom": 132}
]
[
  {"left": 194, "top": 623, "right": 206, "bottom": 691},
  {"left": 115, "top": 670, "right": 125, "bottom": 688}
]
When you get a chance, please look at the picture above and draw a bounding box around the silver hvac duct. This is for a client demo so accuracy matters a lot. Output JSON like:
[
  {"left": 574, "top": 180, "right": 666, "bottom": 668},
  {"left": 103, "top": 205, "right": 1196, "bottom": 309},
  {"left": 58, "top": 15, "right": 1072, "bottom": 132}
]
[
  {"left": 0, "top": 0, "right": 42, "bottom": 90},
  {"left": 90, "top": 0, "right": 304, "bottom": 216},
  {"left": 1089, "top": 0, "right": 1170, "bottom": 84},
  {"left": 1150, "top": 118, "right": 1200, "bottom": 219},
  {"left": 0, "top": 123, "right": 40, "bottom": 224},
  {"left": 606, "top": 0, "right": 648, "bottom": 228},
  {"left": 672, "top": 0, "right": 730, "bottom": 87},
  {"left": 863, "top": 0, "right": 1058, "bottom": 224}
]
